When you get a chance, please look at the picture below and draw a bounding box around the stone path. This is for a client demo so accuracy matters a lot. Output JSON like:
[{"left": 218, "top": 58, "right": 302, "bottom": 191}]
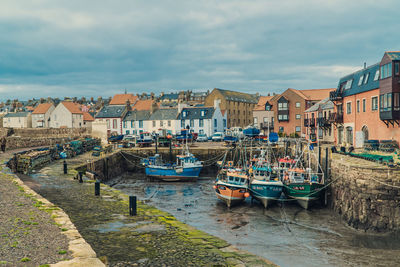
[{"left": 0, "top": 148, "right": 104, "bottom": 267}]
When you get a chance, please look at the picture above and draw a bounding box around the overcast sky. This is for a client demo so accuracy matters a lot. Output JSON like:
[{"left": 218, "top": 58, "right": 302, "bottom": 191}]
[{"left": 0, "top": 0, "right": 399, "bottom": 100}]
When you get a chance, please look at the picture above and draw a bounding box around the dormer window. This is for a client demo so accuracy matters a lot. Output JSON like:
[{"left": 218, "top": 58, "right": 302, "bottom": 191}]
[
  {"left": 358, "top": 75, "right": 364, "bottom": 86},
  {"left": 344, "top": 79, "right": 353, "bottom": 90},
  {"left": 363, "top": 72, "right": 369, "bottom": 84},
  {"left": 265, "top": 103, "right": 271, "bottom": 111},
  {"left": 201, "top": 110, "right": 206, "bottom": 117},
  {"left": 374, "top": 69, "right": 380, "bottom": 81},
  {"left": 183, "top": 111, "right": 187, "bottom": 118}
]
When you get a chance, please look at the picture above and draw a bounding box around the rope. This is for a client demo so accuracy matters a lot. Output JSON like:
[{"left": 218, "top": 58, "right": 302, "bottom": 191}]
[
  {"left": 120, "top": 151, "right": 147, "bottom": 169},
  {"left": 368, "top": 175, "right": 400, "bottom": 189}
]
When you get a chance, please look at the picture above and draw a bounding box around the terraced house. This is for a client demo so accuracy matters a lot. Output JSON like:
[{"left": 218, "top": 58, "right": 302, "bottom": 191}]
[
  {"left": 329, "top": 51, "right": 400, "bottom": 147},
  {"left": 204, "top": 88, "right": 258, "bottom": 128},
  {"left": 270, "top": 88, "right": 334, "bottom": 136}
]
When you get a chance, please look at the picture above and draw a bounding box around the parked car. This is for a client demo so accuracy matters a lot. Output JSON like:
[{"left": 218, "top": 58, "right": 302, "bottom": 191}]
[
  {"left": 211, "top": 132, "right": 225, "bottom": 142},
  {"left": 197, "top": 134, "right": 208, "bottom": 142}
]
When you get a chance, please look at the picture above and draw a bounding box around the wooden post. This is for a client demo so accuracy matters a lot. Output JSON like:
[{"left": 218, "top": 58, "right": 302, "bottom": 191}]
[
  {"left": 95, "top": 181, "right": 100, "bottom": 196},
  {"left": 129, "top": 196, "right": 137, "bottom": 216},
  {"left": 63, "top": 160, "right": 67, "bottom": 174},
  {"left": 155, "top": 136, "right": 158, "bottom": 154}
]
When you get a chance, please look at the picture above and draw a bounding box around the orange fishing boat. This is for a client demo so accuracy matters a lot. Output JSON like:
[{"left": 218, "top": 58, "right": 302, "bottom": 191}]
[{"left": 214, "top": 167, "right": 250, "bottom": 208}]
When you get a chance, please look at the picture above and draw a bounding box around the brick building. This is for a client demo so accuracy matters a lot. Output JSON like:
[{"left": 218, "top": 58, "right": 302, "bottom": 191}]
[
  {"left": 270, "top": 88, "right": 334, "bottom": 136},
  {"left": 329, "top": 51, "right": 400, "bottom": 147},
  {"left": 204, "top": 88, "right": 258, "bottom": 128}
]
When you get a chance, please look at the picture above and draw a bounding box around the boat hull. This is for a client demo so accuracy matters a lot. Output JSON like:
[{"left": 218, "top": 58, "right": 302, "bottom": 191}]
[
  {"left": 145, "top": 166, "right": 202, "bottom": 181},
  {"left": 249, "top": 182, "right": 283, "bottom": 208},
  {"left": 215, "top": 183, "right": 248, "bottom": 208},
  {"left": 283, "top": 183, "right": 324, "bottom": 209}
]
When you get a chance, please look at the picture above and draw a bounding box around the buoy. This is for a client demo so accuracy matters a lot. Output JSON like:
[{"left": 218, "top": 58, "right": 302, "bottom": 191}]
[
  {"left": 213, "top": 185, "right": 217, "bottom": 189},
  {"left": 244, "top": 192, "right": 250, "bottom": 198}
]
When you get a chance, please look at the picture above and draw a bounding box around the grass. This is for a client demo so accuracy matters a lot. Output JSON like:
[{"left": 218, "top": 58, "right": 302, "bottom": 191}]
[
  {"left": 20, "top": 257, "right": 30, "bottom": 262},
  {"left": 58, "top": 250, "right": 67, "bottom": 255}
]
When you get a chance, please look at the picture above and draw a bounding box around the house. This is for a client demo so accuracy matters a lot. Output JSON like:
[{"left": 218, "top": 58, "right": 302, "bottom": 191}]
[
  {"left": 49, "top": 102, "right": 84, "bottom": 128},
  {"left": 122, "top": 110, "right": 151, "bottom": 135},
  {"left": 146, "top": 108, "right": 179, "bottom": 134},
  {"left": 32, "top": 103, "right": 55, "bottom": 128},
  {"left": 269, "top": 88, "right": 335, "bottom": 136},
  {"left": 253, "top": 96, "right": 274, "bottom": 135},
  {"left": 204, "top": 88, "right": 258, "bottom": 128},
  {"left": 109, "top": 94, "right": 138, "bottom": 105},
  {"left": 177, "top": 101, "right": 227, "bottom": 136},
  {"left": 3, "top": 112, "right": 32, "bottom": 128},
  {"left": 304, "top": 98, "right": 334, "bottom": 143},
  {"left": 83, "top": 112, "right": 95, "bottom": 129},
  {"left": 329, "top": 51, "right": 400, "bottom": 147},
  {"left": 95, "top": 105, "right": 129, "bottom": 136}
]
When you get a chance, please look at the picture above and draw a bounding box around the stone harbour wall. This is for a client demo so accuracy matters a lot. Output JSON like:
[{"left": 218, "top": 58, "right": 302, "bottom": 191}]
[
  {"left": 330, "top": 153, "right": 400, "bottom": 232},
  {"left": 0, "top": 127, "right": 91, "bottom": 150}
]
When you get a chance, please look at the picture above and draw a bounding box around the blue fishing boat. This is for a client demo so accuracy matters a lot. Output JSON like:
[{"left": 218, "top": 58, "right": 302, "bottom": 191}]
[
  {"left": 243, "top": 126, "right": 260, "bottom": 137},
  {"left": 141, "top": 142, "right": 203, "bottom": 182},
  {"left": 249, "top": 148, "right": 283, "bottom": 208}
]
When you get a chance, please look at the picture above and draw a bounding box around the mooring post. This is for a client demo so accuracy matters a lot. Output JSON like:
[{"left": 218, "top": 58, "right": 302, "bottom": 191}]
[
  {"left": 155, "top": 135, "right": 158, "bottom": 154},
  {"left": 79, "top": 172, "right": 83, "bottom": 183},
  {"left": 318, "top": 146, "right": 322, "bottom": 172},
  {"left": 63, "top": 160, "right": 67, "bottom": 174},
  {"left": 129, "top": 195, "right": 137, "bottom": 216},
  {"left": 324, "top": 147, "right": 329, "bottom": 206},
  {"left": 169, "top": 138, "right": 173, "bottom": 162},
  {"left": 95, "top": 180, "right": 100, "bottom": 196}
]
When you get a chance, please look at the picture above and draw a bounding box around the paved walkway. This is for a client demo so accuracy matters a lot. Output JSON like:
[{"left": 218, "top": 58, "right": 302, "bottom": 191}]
[{"left": 0, "top": 148, "right": 104, "bottom": 267}]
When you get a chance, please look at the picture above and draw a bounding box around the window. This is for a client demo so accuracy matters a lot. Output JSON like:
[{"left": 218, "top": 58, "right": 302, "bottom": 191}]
[
  {"left": 395, "top": 62, "right": 400, "bottom": 76},
  {"left": 279, "top": 126, "right": 284, "bottom": 132},
  {"left": 190, "top": 120, "right": 194, "bottom": 127},
  {"left": 372, "top": 97, "right": 378, "bottom": 110},
  {"left": 138, "top": 120, "right": 143, "bottom": 128},
  {"left": 346, "top": 102, "right": 352, "bottom": 114},
  {"left": 387, "top": 93, "right": 392, "bottom": 110},
  {"left": 380, "top": 63, "right": 393, "bottom": 79},
  {"left": 113, "top": 119, "right": 117, "bottom": 129},
  {"left": 296, "top": 114, "right": 301, "bottom": 119},
  {"left": 126, "top": 130, "right": 130, "bottom": 134},
  {"left": 131, "top": 121, "right": 134, "bottom": 128},
  {"left": 214, "top": 119, "right": 217, "bottom": 127},
  {"left": 181, "top": 120, "right": 185, "bottom": 128},
  {"left": 152, "top": 121, "right": 156, "bottom": 127},
  {"left": 201, "top": 110, "right": 205, "bottom": 116},
  {"left": 364, "top": 73, "right": 369, "bottom": 84},
  {"left": 344, "top": 79, "right": 353, "bottom": 90},
  {"left": 295, "top": 102, "right": 301, "bottom": 108},
  {"left": 356, "top": 100, "right": 360, "bottom": 113},
  {"left": 295, "top": 126, "right": 301, "bottom": 132},
  {"left": 199, "top": 129, "right": 204, "bottom": 134},
  {"left": 265, "top": 104, "right": 271, "bottom": 111},
  {"left": 123, "top": 121, "right": 127, "bottom": 128},
  {"left": 160, "top": 121, "right": 164, "bottom": 127},
  {"left": 374, "top": 70, "right": 380, "bottom": 81},
  {"left": 253, "top": 117, "right": 258, "bottom": 124},
  {"left": 278, "top": 102, "right": 288, "bottom": 110},
  {"left": 394, "top": 93, "right": 400, "bottom": 111},
  {"left": 362, "top": 99, "right": 366, "bottom": 112},
  {"left": 223, "top": 119, "right": 226, "bottom": 128},
  {"left": 199, "top": 119, "right": 204, "bottom": 127},
  {"left": 358, "top": 75, "right": 364, "bottom": 86},
  {"left": 168, "top": 120, "right": 171, "bottom": 127}
]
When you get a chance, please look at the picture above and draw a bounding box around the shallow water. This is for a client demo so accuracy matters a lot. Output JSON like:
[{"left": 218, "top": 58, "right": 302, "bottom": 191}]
[{"left": 110, "top": 173, "right": 400, "bottom": 267}]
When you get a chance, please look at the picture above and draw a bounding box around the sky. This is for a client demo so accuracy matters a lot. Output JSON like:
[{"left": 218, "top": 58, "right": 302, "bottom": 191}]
[{"left": 0, "top": 0, "right": 399, "bottom": 100}]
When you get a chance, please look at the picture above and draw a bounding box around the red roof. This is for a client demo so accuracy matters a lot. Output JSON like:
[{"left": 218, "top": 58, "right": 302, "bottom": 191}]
[
  {"left": 132, "top": 99, "right": 154, "bottom": 111},
  {"left": 32, "top": 103, "right": 53, "bottom": 114},
  {"left": 83, "top": 112, "right": 94, "bottom": 121},
  {"left": 290, "top": 88, "right": 335, "bottom": 101},
  {"left": 62, "top": 102, "right": 82, "bottom": 114},
  {"left": 109, "top": 94, "right": 138, "bottom": 105},
  {"left": 253, "top": 96, "right": 273, "bottom": 111}
]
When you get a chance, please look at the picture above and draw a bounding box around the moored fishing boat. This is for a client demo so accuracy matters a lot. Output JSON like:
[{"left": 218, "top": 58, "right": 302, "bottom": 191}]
[
  {"left": 282, "top": 167, "right": 324, "bottom": 209},
  {"left": 249, "top": 148, "right": 283, "bottom": 208},
  {"left": 215, "top": 166, "right": 250, "bottom": 208}
]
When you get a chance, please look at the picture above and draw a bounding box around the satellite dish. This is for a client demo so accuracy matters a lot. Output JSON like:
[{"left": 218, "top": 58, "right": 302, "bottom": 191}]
[{"left": 269, "top": 132, "right": 279, "bottom": 142}]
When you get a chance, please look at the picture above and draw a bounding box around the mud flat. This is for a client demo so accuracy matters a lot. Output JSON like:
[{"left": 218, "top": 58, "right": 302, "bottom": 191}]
[{"left": 19, "top": 152, "right": 275, "bottom": 267}]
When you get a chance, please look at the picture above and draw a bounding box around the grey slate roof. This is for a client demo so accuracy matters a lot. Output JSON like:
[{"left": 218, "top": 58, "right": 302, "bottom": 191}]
[
  {"left": 4, "top": 112, "right": 30, "bottom": 118},
  {"left": 177, "top": 107, "right": 215, "bottom": 120},
  {"left": 214, "top": 88, "right": 258, "bottom": 104},
  {"left": 124, "top": 110, "right": 151, "bottom": 121},
  {"left": 95, "top": 105, "right": 126, "bottom": 118},
  {"left": 387, "top": 52, "right": 400, "bottom": 61},
  {"left": 305, "top": 98, "right": 334, "bottom": 112},
  {"left": 149, "top": 108, "right": 178, "bottom": 120},
  {"left": 160, "top": 93, "right": 179, "bottom": 100},
  {"left": 335, "top": 63, "right": 380, "bottom": 97}
]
